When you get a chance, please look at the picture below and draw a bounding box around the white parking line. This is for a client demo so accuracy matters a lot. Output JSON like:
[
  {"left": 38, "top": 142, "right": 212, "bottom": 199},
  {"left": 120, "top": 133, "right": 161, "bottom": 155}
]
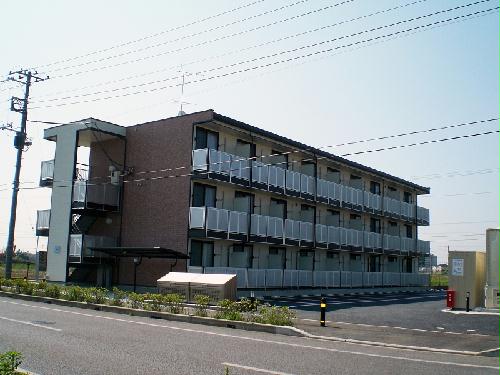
[
  {"left": 298, "top": 319, "right": 491, "bottom": 336},
  {"left": 222, "top": 362, "right": 296, "bottom": 375},
  {"left": 2, "top": 300, "right": 498, "bottom": 370},
  {"left": 0, "top": 315, "right": 61, "bottom": 332}
]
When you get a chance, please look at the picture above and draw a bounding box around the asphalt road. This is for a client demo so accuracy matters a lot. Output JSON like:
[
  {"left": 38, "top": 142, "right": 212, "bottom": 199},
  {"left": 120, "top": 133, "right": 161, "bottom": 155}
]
[
  {"left": 264, "top": 291, "right": 500, "bottom": 336},
  {"left": 0, "top": 296, "right": 498, "bottom": 375}
]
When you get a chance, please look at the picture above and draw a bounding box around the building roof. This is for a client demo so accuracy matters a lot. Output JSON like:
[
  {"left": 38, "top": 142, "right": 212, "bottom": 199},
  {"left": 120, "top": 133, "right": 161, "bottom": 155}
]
[
  {"left": 90, "top": 246, "right": 189, "bottom": 259},
  {"left": 210, "top": 111, "right": 430, "bottom": 194}
]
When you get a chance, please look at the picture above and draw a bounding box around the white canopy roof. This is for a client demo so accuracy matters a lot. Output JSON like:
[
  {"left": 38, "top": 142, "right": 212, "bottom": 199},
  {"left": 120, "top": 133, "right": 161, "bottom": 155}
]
[{"left": 157, "top": 272, "right": 236, "bottom": 285}]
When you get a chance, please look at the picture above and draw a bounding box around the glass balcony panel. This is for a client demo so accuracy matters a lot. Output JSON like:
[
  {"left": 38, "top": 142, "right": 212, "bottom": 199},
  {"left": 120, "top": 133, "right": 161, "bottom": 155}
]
[
  {"left": 267, "top": 216, "right": 284, "bottom": 238},
  {"left": 36, "top": 209, "right": 51, "bottom": 232},
  {"left": 192, "top": 149, "right": 208, "bottom": 171},
  {"left": 189, "top": 207, "right": 206, "bottom": 229}
]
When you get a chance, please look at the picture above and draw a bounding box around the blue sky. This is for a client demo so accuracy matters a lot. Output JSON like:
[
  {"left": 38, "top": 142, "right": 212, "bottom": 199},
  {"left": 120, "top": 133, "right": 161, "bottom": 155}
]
[{"left": 0, "top": 0, "right": 498, "bottom": 263}]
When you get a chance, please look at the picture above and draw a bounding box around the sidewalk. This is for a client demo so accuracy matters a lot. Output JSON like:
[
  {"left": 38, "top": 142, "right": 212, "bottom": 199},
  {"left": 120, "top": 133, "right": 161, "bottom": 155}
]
[{"left": 295, "top": 318, "right": 500, "bottom": 355}]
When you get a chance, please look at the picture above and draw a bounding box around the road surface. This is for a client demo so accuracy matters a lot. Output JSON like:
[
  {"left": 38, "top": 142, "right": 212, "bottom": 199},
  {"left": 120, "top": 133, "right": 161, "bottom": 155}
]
[{"left": 0, "top": 296, "right": 498, "bottom": 375}]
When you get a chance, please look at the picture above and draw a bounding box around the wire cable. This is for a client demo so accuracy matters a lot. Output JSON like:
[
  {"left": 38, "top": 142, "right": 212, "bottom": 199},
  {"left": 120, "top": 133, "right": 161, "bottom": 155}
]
[
  {"left": 44, "top": 0, "right": 355, "bottom": 79},
  {"left": 35, "top": 1, "right": 479, "bottom": 103},
  {"left": 35, "top": 0, "right": 430, "bottom": 98},
  {"left": 29, "top": 6, "right": 499, "bottom": 109},
  {"left": 0, "top": 127, "right": 497, "bottom": 193},
  {"left": 32, "top": 0, "right": 269, "bottom": 69}
]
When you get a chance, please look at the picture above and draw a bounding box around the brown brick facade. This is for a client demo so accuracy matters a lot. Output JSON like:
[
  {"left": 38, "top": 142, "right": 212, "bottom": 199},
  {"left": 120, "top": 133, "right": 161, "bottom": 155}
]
[{"left": 116, "top": 110, "right": 213, "bottom": 285}]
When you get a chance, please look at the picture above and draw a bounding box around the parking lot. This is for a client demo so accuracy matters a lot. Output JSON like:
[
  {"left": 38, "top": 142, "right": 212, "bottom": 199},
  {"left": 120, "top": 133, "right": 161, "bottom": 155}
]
[{"left": 264, "top": 290, "right": 499, "bottom": 354}]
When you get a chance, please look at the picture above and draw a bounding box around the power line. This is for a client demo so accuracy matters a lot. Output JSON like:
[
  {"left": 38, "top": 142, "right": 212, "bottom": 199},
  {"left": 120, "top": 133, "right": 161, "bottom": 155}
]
[
  {"left": 35, "top": 0, "right": 430, "bottom": 99},
  {"left": 412, "top": 168, "right": 499, "bottom": 180},
  {"left": 44, "top": 0, "right": 327, "bottom": 74},
  {"left": 28, "top": 6, "right": 499, "bottom": 110},
  {"left": 340, "top": 130, "right": 499, "bottom": 157},
  {"left": 8, "top": 116, "right": 498, "bottom": 188},
  {"left": 43, "top": 0, "right": 356, "bottom": 80},
  {"left": 0, "top": 127, "right": 497, "bottom": 194},
  {"left": 32, "top": 0, "right": 269, "bottom": 69},
  {"left": 34, "top": 1, "right": 491, "bottom": 104}
]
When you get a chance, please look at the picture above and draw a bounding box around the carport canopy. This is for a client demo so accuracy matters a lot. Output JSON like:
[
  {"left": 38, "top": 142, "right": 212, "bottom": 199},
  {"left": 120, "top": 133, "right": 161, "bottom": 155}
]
[{"left": 90, "top": 246, "right": 189, "bottom": 260}]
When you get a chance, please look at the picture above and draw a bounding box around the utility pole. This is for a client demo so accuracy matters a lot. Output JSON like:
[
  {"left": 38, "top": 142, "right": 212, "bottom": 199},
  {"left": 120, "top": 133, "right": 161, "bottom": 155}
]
[{"left": 3, "top": 69, "right": 47, "bottom": 279}]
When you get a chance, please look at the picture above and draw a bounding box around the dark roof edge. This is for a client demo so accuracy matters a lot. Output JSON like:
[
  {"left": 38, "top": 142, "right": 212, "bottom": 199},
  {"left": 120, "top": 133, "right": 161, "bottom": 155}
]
[{"left": 211, "top": 112, "right": 430, "bottom": 194}]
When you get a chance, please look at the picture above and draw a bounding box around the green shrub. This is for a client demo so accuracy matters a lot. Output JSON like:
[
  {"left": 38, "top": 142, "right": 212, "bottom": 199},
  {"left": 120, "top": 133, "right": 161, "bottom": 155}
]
[
  {"left": 111, "top": 287, "right": 127, "bottom": 306},
  {"left": 0, "top": 351, "right": 22, "bottom": 375},
  {"left": 193, "top": 294, "right": 210, "bottom": 317},
  {"left": 64, "top": 286, "right": 86, "bottom": 302},
  {"left": 252, "top": 305, "right": 295, "bottom": 326},
  {"left": 0, "top": 278, "right": 14, "bottom": 289},
  {"left": 143, "top": 293, "right": 165, "bottom": 311},
  {"left": 163, "top": 293, "right": 184, "bottom": 314},
  {"left": 215, "top": 299, "right": 243, "bottom": 321},
  {"left": 237, "top": 297, "right": 260, "bottom": 312},
  {"left": 14, "top": 280, "right": 34, "bottom": 295},
  {"left": 44, "top": 284, "right": 61, "bottom": 299},
  {"left": 85, "top": 287, "right": 108, "bottom": 304},
  {"left": 33, "top": 281, "right": 48, "bottom": 297},
  {"left": 128, "top": 292, "right": 145, "bottom": 309}
]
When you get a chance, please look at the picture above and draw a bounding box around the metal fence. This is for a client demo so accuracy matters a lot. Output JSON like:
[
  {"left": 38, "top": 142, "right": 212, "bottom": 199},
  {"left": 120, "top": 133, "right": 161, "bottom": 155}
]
[{"left": 197, "top": 267, "right": 430, "bottom": 289}]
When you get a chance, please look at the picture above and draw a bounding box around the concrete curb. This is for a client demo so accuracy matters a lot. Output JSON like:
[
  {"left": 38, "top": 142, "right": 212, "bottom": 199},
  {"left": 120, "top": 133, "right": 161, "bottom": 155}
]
[
  {"left": 1, "top": 291, "right": 492, "bottom": 356},
  {"left": 0, "top": 290, "right": 303, "bottom": 337}
]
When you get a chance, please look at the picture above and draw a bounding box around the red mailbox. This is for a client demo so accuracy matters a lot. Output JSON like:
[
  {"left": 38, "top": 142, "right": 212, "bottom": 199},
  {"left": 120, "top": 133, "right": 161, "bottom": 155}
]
[{"left": 446, "top": 290, "right": 455, "bottom": 308}]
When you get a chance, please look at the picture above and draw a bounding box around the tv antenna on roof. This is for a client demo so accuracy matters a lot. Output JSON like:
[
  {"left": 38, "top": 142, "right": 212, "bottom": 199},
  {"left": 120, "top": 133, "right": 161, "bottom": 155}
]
[{"left": 176, "top": 65, "right": 202, "bottom": 116}]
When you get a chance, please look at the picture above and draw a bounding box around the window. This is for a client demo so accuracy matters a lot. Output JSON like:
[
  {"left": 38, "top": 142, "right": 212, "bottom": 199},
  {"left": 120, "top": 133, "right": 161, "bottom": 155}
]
[
  {"left": 269, "top": 198, "right": 287, "bottom": 219},
  {"left": 232, "top": 245, "right": 245, "bottom": 253},
  {"left": 268, "top": 150, "right": 288, "bottom": 169},
  {"left": 268, "top": 247, "right": 286, "bottom": 269},
  {"left": 326, "top": 167, "right": 341, "bottom": 183},
  {"left": 350, "top": 174, "right": 363, "bottom": 189},
  {"left": 370, "top": 181, "right": 381, "bottom": 195},
  {"left": 190, "top": 241, "right": 214, "bottom": 267},
  {"left": 192, "top": 183, "right": 216, "bottom": 207},
  {"left": 195, "top": 127, "right": 218, "bottom": 150},
  {"left": 403, "top": 191, "right": 412, "bottom": 203},
  {"left": 370, "top": 218, "right": 381, "bottom": 233},
  {"left": 388, "top": 256, "right": 397, "bottom": 263},
  {"left": 229, "top": 245, "right": 252, "bottom": 268},
  {"left": 325, "top": 210, "right": 340, "bottom": 227},
  {"left": 234, "top": 191, "right": 254, "bottom": 213},
  {"left": 350, "top": 254, "right": 361, "bottom": 261},
  {"left": 235, "top": 139, "right": 256, "bottom": 158},
  {"left": 300, "top": 204, "right": 315, "bottom": 223},
  {"left": 300, "top": 161, "right": 316, "bottom": 177},
  {"left": 326, "top": 251, "right": 337, "bottom": 259},
  {"left": 299, "top": 250, "right": 311, "bottom": 257},
  {"left": 405, "top": 224, "right": 412, "bottom": 238}
]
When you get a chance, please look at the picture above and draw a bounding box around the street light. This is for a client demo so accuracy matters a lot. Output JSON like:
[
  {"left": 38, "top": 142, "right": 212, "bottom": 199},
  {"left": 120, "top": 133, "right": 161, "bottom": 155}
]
[{"left": 133, "top": 257, "right": 142, "bottom": 293}]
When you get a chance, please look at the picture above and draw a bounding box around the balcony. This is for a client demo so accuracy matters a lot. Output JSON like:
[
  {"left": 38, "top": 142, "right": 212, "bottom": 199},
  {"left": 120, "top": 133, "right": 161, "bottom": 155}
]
[
  {"left": 36, "top": 209, "right": 50, "bottom": 236},
  {"left": 69, "top": 234, "right": 117, "bottom": 263},
  {"left": 72, "top": 180, "right": 120, "bottom": 211},
  {"left": 199, "top": 267, "right": 430, "bottom": 289},
  {"left": 192, "top": 149, "right": 430, "bottom": 225},
  {"left": 417, "top": 206, "right": 430, "bottom": 225},
  {"left": 189, "top": 206, "right": 429, "bottom": 254},
  {"left": 40, "top": 159, "right": 54, "bottom": 187}
]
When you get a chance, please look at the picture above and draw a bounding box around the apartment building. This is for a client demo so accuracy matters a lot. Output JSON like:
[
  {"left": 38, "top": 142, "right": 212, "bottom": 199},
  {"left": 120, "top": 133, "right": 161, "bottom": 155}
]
[{"left": 36, "top": 110, "right": 430, "bottom": 289}]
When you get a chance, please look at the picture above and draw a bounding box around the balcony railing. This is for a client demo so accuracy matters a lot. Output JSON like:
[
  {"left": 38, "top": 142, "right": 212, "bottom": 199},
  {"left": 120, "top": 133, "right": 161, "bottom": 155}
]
[
  {"left": 189, "top": 206, "right": 429, "bottom": 253},
  {"left": 36, "top": 209, "right": 50, "bottom": 236},
  {"left": 69, "top": 234, "right": 117, "bottom": 263},
  {"left": 40, "top": 159, "right": 54, "bottom": 187},
  {"left": 192, "top": 149, "right": 430, "bottom": 225},
  {"left": 417, "top": 206, "right": 430, "bottom": 225},
  {"left": 72, "top": 180, "right": 120, "bottom": 210},
  {"left": 200, "top": 267, "right": 430, "bottom": 289}
]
